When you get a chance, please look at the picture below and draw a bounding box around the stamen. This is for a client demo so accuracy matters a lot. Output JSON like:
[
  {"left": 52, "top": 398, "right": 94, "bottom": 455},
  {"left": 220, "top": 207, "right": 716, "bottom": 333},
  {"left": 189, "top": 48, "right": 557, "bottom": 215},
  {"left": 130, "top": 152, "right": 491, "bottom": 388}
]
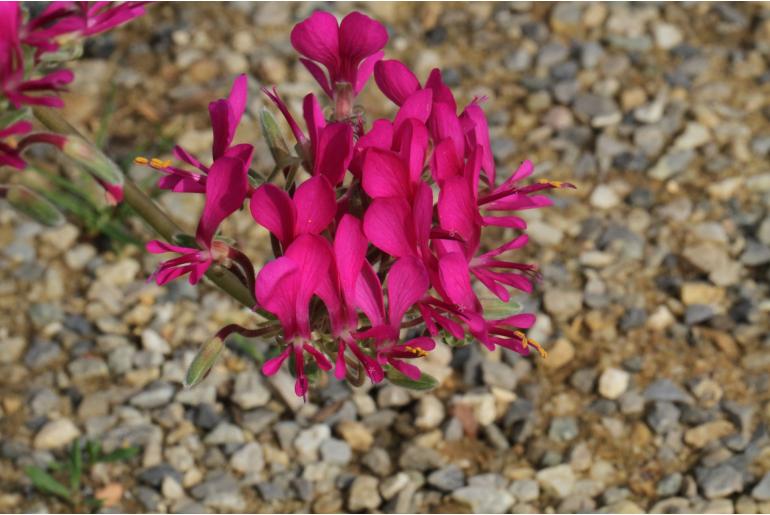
[
  {"left": 134, "top": 156, "right": 171, "bottom": 169},
  {"left": 404, "top": 345, "right": 428, "bottom": 357},
  {"left": 527, "top": 337, "right": 548, "bottom": 359},
  {"left": 134, "top": 156, "right": 149, "bottom": 165},
  {"left": 537, "top": 179, "right": 563, "bottom": 188}
]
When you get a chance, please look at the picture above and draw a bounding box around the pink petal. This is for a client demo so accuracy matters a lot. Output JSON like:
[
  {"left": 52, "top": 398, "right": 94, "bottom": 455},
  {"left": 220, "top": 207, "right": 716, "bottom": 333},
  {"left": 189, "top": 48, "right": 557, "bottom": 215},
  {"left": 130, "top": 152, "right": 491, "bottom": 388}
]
[
  {"left": 430, "top": 138, "right": 462, "bottom": 183},
  {"left": 250, "top": 184, "right": 296, "bottom": 246},
  {"left": 227, "top": 74, "right": 248, "bottom": 128},
  {"left": 334, "top": 340, "right": 348, "bottom": 380},
  {"left": 429, "top": 102, "right": 464, "bottom": 161},
  {"left": 362, "top": 148, "right": 411, "bottom": 199},
  {"left": 389, "top": 359, "right": 422, "bottom": 381},
  {"left": 374, "top": 59, "right": 421, "bottom": 106},
  {"left": 386, "top": 256, "right": 428, "bottom": 327},
  {"left": 393, "top": 118, "right": 429, "bottom": 184},
  {"left": 339, "top": 11, "right": 388, "bottom": 65},
  {"left": 293, "top": 175, "right": 336, "bottom": 235},
  {"left": 497, "top": 313, "right": 536, "bottom": 329},
  {"left": 208, "top": 98, "right": 234, "bottom": 160},
  {"left": 195, "top": 157, "right": 248, "bottom": 248},
  {"left": 262, "top": 346, "right": 291, "bottom": 376},
  {"left": 173, "top": 145, "right": 207, "bottom": 173},
  {"left": 255, "top": 257, "right": 300, "bottom": 330},
  {"left": 303, "top": 93, "right": 326, "bottom": 156},
  {"left": 354, "top": 50, "right": 384, "bottom": 94},
  {"left": 393, "top": 88, "right": 433, "bottom": 131},
  {"left": 313, "top": 122, "right": 353, "bottom": 185},
  {"left": 146, "top": 240, "right": 196, "bottom": 255},
  {"left": 303, "top": 343, "right": 332, "bottom": 371},
  {"left": 333, "top": 214, "right": 368, "bottom": 299},
  {"left": 349, "top": 118, "right": 393, "bottom": 177},
  {"left": 438, "top": 176, "right": 481, "bottom": 244},
  {"left": 460, "top": 103, "right": 495, "bottom": 184},
  {"left": 283, "top": 234, "right": 333, "bottom": 334},
  {"left": 299, "top": 58, "right": 333, "bottom": 99},
  {"left": 355, "top": 262, "right": 385, "bottom": 327},
  {"left": 425, "top": 68, "right": 456, "bottom": 110},
  {"left": 290, "top": 10, "right": 340, "bottom": 69},
  {"left": 363, "top": 197, "right": 416, "bottom": 258},
  {"left": 438, "top": 252, "right": 478, "bottom": 311}
]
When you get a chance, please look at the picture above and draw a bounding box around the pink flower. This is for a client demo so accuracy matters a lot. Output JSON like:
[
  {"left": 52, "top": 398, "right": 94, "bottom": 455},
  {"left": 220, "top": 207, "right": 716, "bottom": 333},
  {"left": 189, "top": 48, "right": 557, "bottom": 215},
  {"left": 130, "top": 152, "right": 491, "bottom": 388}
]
[
  {"left": 0, "top": 2, "right": 74, "bottom": 108},
  {"left": 256, "top": 234, "right": 334, "bottom": 397},
  {"left": 137, "top": 75, "right": 253, "bottom": 194},
  {"left": 0, "top": 120, "right": 32, "bottom": 170},
  {"left": 147, "top": 156, "right": 250, "bottom": 285},
  {"left": 354, "top": 256, "right": 435, "bottom": 380},
  {"left": 262, "top": 88, "right": 353, "bottom": 185},
  {"left": 250, "top": 175, "right": 336, "bottom": 250},
  {"left": 291, "top": 11, "right": 387, "bottom": 100}
]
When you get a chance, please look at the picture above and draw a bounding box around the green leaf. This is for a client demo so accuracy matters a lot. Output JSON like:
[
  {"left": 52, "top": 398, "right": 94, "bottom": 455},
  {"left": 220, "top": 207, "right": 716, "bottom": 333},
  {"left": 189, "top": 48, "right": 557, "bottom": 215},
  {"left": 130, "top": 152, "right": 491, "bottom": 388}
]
[
  {"left": 171, "top": 233, "right": 198, "bottom": 249},
  {"left": 184, "top": 337, "right": 226, "bottom": 388},
  {"left": 25, "top": 466, "right": 71, "bottom": 501},
  {"left": 86, "top": 440, "right": 101, "bottom": 464},
  {"left": 98, "top": 446, "right": 140, "bottom": 463},
  {"left": 227, "top": 333, "right": 264, "bottom": 363},
  {"left": 69, "top": 439, "right": 82, "bottom": 493},
  {"left": 0, "top": 107, "right": 31, "bottom": 128},
  {"left": 479, "top": 293, "right": 522, "bottom": 319},
  {"left": 3, "top": 184, "right": 65, "bottom": 227},
  {"left": 385, "top": 366, "right": 439, "bottom": 391},
  {"left": 60, "top": 135, "right": 124, "bottom": 194},
  {"left": 259, "top": 108, "right": 291, "bottom": 166}
]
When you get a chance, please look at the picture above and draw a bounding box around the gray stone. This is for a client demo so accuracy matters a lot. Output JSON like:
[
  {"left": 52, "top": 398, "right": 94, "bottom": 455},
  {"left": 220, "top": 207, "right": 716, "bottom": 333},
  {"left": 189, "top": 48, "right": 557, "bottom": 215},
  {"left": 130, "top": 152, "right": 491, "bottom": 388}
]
[
  {"left": 230, "top": 442, "right": 264, "bottom": 474},
  {"left": 510, "top": 479, "right": 539, "bottom": 502},
  {"left": 294, "top": 424, "right": 331, "bottom": 461},
  {"left": 647, "top": 402, "right": 681, "bottom": 434},
  {"left": 33, "top": 419, "right": 80, "bottom": 450},
  {"left": 649, "top": 149, "right": 695, "bottom": 180},
  {"left": 619, "top": 390, "right": 645, "bottom": 415},
  {"left": 320, "top": 438, "right": 352, "bottom": 465},
  {"left": 415, "top": 395, "right": 445, "bottom": 429},
  {"left": 598, "top": 368, "right": 630, "bottom": 400},
  {"left": 685, "top": 304, "right": 715, "bottom": 325},
  {"left": 741, "top": 241, "right": 770, "bottom": 266},
  {"left": 131, "top": 383, "right": 175, "bottom": 409},
  {"left": 452, "top": 486, "right": 514, "bottom": 514},
  {"left": 697, "top": 465, "right": 744, "bottom": 499},
  {"left": 24, "top": 340, "right": 62, "bottom": 369},
  {"left": 548, "top": 416, "right": 579, "bottom": 442},
  {"left": 380, "top": 472, "right": 410, "bottom": 500},
  {"left": 232, "top": 373, "right": 270, "bottom": 409},
  {"left": 362, "top": 447, "right": 392, "bottom": 477},
  {"left": 241, "top": 408, "right": 278, "bottom": 435},
  {"left": 752, "top": 472, "right": 770, "bottom": 501},
  {"left": 398, "top": 445, "right": 445, "bottom": 471},
  {"left": 348, "top": 475, "right": 381, "bottom": 511},
  {"left": 644, "top": 379, "right": 695, "bottom": 404},
  {"left": 256, "top": 481, "right": 288, "bottom": 502},
  {"left": 204, "top": 422, "right": 245, "bottom": 446},
  {"left": 427, "top": 465, "right": 465, "bottom": 492},
  {"left": 377, "top": 385, "right": 411, "bottom": 407},
  {"left": 138, "top": 464, "right": 183, "bottom": 488},
  {"left": 136, "top": 486, "right": 163, "bottom": 512},
  {"left": 657, "top": 472, "right": 683, "bottom": 497},
  {"left": 536, "top": 464, "right": 575, "bottom": 498}
]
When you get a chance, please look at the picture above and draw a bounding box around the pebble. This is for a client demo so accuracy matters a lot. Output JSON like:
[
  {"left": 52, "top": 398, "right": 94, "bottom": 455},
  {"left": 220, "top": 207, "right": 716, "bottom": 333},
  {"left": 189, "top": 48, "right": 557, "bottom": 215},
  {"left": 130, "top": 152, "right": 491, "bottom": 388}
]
[
  {"left": 697, "top": 464, "right": 744, "bottom": 499},
  {"left": 542, "top": 338, "right": 575, "bottom": 370},
  {"left": 232, "top": 373, "right": 270, "bottom": 409},
  {"left": 33, "top": 418, "right": 81, "bottom": 450},
  {"left": 598, "top": 368, "right": 630, "bottom": 400},
  {"left": 229, "top": 442, "right": 264, "bottom": 474},
  {"left": 294, "top": 424, "right": 331, "bottom": 460},
  {"left": 427, "top": 465, "right": 465, "bottom": 492},
  {"left": 380, "top": 472, "right": 409, "bottom": 500},
  {"left": 452, "top": 486, "right": 515, "bottom": 514},
  {"left": 752, "top": 473, "right": 770, "bottom": 501},
  {"left": 536, "top": 465, "right": 575, "bottom": 498},
  {"left": 319, "top": 438, "right": 352, "bottom": 466},
  {"left": 414, "top": 395, "right": 445, "bottom": 429},
  {"left": 204, "top": 422, "right": 245, "bottom": 446},
  {"left": 644, "top": 379, "right": 695, "bottom": 404},
  {"left": 348, "top": 475, "right": 381, "bottom": 511},
  {"left": 130, "top": 383, "right": 175, "bottom": 409},
  {"left": 654, "top": 23, "right": 683, "bottom": 49},
  {"left": 657, "top": 472, "right": 683, "bottom": 497},
  {"left": 336, "top": 420, "right": 373, "bottom": 451},
  {"left": 647, "top": 401, "right": 681, "bottom": 434},
  {"left": 590, "top": 185, "right": 621, "bottom": 209},
  {"left": 684, "top": 420, "right": 736, "bottom": 448},
  {"left": 510, "top": 479, "right": 540, "bottom": 502}
]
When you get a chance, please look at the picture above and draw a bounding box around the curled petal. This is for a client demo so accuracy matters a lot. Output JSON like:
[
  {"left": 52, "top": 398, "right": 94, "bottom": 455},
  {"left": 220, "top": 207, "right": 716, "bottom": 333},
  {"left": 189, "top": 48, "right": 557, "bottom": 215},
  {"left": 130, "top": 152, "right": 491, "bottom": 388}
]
[
  {"left": 386, "top": 256, "right": 429, "bottom": 327},
  {"left": 250, "top": 183, "right": 296, "bottom": 246},
  {"left": 374, "top": 59, "right": 421, "bottom": 106}
]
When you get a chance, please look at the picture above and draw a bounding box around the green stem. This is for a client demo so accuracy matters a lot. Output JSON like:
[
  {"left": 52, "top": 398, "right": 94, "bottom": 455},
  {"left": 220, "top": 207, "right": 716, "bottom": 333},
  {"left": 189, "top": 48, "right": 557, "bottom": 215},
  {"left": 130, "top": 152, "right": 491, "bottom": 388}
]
[{"left": 32, "top": 106, "right": 258, "bottom": 310}]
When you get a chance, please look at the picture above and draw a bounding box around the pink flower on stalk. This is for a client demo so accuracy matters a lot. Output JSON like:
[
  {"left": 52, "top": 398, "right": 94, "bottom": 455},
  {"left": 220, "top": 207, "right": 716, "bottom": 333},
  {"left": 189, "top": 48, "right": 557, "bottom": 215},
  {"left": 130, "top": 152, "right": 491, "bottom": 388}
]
[
  {"left": 262, "top": 88, "right": 353, "bottom": 186},
  {"left": 146, "top": 156, "right": 250, "bottom": 285},
  {"left": 256, "top": 234, "right": 334, "bottom": 397},
  {"left": 250, "top": 175, "right": 336, "bottom": 250},
  {"left": 21, "top": 1, "right": 146, "bottom": 54},
  {"left": 290, "top": 11, "right": 387, "bottom": 100},
  {"left": 0, "top": 120, "right": 32, "bottom": 170},
  {"left": 0, "top": 2, "right": 74, "bottom": 108},
  {"left": 354, "top": 256, "right": 435, "bottom": 380},
  {"left": 136, "top": 75, "right": 252, "bottom": 194}
]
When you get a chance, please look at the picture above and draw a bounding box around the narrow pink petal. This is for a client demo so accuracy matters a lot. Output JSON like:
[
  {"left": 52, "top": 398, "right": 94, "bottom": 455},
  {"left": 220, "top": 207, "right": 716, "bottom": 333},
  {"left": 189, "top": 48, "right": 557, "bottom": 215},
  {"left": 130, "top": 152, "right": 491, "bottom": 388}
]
[
  {"left": 402, "top": 336, "right": 436, "bottom": 352},
  {"left": 303, "top": 343, "right": 332, "bottom": 371},
  {"left": 299, "top": 58, "right": 333, "bottom": 99},
  {"left": 412, "top": 182, "right": 433, "bottom": 256},
  {"left": 354, "top": 50, "right": 384, "bottom": 94},
  {"left": 195, "top": 157, "right": 248, "bottom": 247},
  {"left": 313, "top": 122, "right": 353, "bottom": 185},
  {"left": 208, "top": 98, "right": 233, "bottom": 160},
  {"left": 355, "top": 262, "right": 385, "bottom": 327},
  {"left": 250, "top": 184, "right": 297, "bottom": 246},
  {"left": 334, "top": 341, "right": 348, "bottom": 380},
  {"left": 425, "top": 68, "right": 457, "bottom": 110},
  {"left": 290, "top": 11, "right": 340, "bottom": 69},
  {"left": 438, "top": 252, "right": 478, "bottom": 311},
  {"left": 283, "top": 234, "right": 333, "bottom": 335},
  {"left": 173, "top": 145, "right": 207, "bottom": 172},
  {"left": 146, "top": 240, "right": 195, "bottom": 255},
  {"left": 429, "top": 102, "right": 464, "bottom": 160},
  {"left": 393, "top": 119, "right": 429, "bottom": 184},
  {"left": 363, "top": 198, "right": 416, "bottom": 258},
  {"left": 334, "top": 214, "right": 368, "bottom": 299},
  {"left": 389, "top": 359, "right": 422, "bottom": 381},
  {"left": 386, "top": 256, "right": 429, "bottom": 327},
  {"left": 481, "top": 215, "right": 527, "bottom": 230},
  {"left": 303, "top": 93, "right": 326, "bottom": 155},
  {"left": 374, "top": 59, "right": 421, "bottom": 106},
  {"left": 255, "top": 257, "right": 299, "bottom": 331},
  {"left": 430, "top": 138, "right": 462, "bottom": 183},
  {"left": 496, "top": 313, "right": 536, "bottom": 329},
  {"left": 362, "top": 148, "right": 411, "bottom": 199},
  {"left": 460, "top": 103, "right": 495, "bottom": 184},
  {"left": 262, "top": 346, "right": 291, "bottom": 376},
  {"left": 294, "top": 175, "right": 336, "bottom": 235},
  {"left": 227, "top": 74, "right": 248, "bottom": 127}
]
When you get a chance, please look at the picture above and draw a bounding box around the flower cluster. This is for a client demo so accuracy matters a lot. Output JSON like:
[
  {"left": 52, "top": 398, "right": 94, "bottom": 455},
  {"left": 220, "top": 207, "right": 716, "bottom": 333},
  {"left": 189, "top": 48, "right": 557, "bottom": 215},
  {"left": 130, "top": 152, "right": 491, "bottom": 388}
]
[
  {"left": 0, "top": 1, "right": 145, "bottom": 194},
  {"left": 143, "top": 11, "right": 573, "bottom": 397}
]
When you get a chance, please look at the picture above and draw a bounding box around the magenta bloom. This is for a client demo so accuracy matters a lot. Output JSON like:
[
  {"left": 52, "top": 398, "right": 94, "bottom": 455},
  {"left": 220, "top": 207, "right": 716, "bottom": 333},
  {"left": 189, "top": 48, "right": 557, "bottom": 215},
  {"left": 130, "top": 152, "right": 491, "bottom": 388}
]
[
  {"left": 140, "top": 75, "right": 252, "bottom": 194},
  {"left": 256, "top": 235, "right": 334, "bottom": 397},
  {"left": 0, "top": 2, "right": 74, "bottom": 108},
  {"left": 250, "top": 175, "right": 336, "bottom": 250},
  {"left": 0, "top": 120, "right": 32, "bottom": 170},
  {"left": 291, "top": 11, "right": 387, "bottom": 100},
  {"left": 147, "top": 156, "right": 250, "bottom": 285}
]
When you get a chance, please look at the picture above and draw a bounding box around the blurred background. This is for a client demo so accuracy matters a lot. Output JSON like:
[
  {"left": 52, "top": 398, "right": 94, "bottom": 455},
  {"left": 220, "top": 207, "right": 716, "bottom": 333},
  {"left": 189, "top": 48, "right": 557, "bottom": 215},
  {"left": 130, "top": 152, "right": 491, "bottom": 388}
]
[{"left": 1, "top": 2, "right": 770, "bottom": 513}]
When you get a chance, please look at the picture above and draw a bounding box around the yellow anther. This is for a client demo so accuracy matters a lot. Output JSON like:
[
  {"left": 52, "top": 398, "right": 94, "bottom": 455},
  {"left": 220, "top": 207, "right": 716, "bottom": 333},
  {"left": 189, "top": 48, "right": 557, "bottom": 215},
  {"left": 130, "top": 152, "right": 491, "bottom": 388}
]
[
  {"left": 404, "top": 345, "right": 428, "bottom": 357},
  {"left": 147, "top": 157, "right": 172, "bottom": 169},
  {"left": 537, "top": 179, "right": 563, "bottom": 188},
  {"left": 134, "top": 156, "right": 149, "bottom": 165},
  {"left": 527, "top": 337, "right": 548, "bottom": 359}
]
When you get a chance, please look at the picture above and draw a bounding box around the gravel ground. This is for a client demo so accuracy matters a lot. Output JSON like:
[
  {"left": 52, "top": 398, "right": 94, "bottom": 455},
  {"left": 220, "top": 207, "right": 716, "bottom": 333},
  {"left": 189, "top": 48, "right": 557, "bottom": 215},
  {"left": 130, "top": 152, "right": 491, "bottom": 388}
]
[{"left": 2, "top": 2, "right": 770, "bottom": 513}]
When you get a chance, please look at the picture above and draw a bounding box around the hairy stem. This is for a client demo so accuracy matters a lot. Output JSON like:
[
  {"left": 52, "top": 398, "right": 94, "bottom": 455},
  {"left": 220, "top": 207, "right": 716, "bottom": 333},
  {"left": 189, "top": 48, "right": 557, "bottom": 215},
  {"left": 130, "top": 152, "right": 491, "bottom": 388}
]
[{"left": 32, "top": 106, "right": 258, "bottom": 310}]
